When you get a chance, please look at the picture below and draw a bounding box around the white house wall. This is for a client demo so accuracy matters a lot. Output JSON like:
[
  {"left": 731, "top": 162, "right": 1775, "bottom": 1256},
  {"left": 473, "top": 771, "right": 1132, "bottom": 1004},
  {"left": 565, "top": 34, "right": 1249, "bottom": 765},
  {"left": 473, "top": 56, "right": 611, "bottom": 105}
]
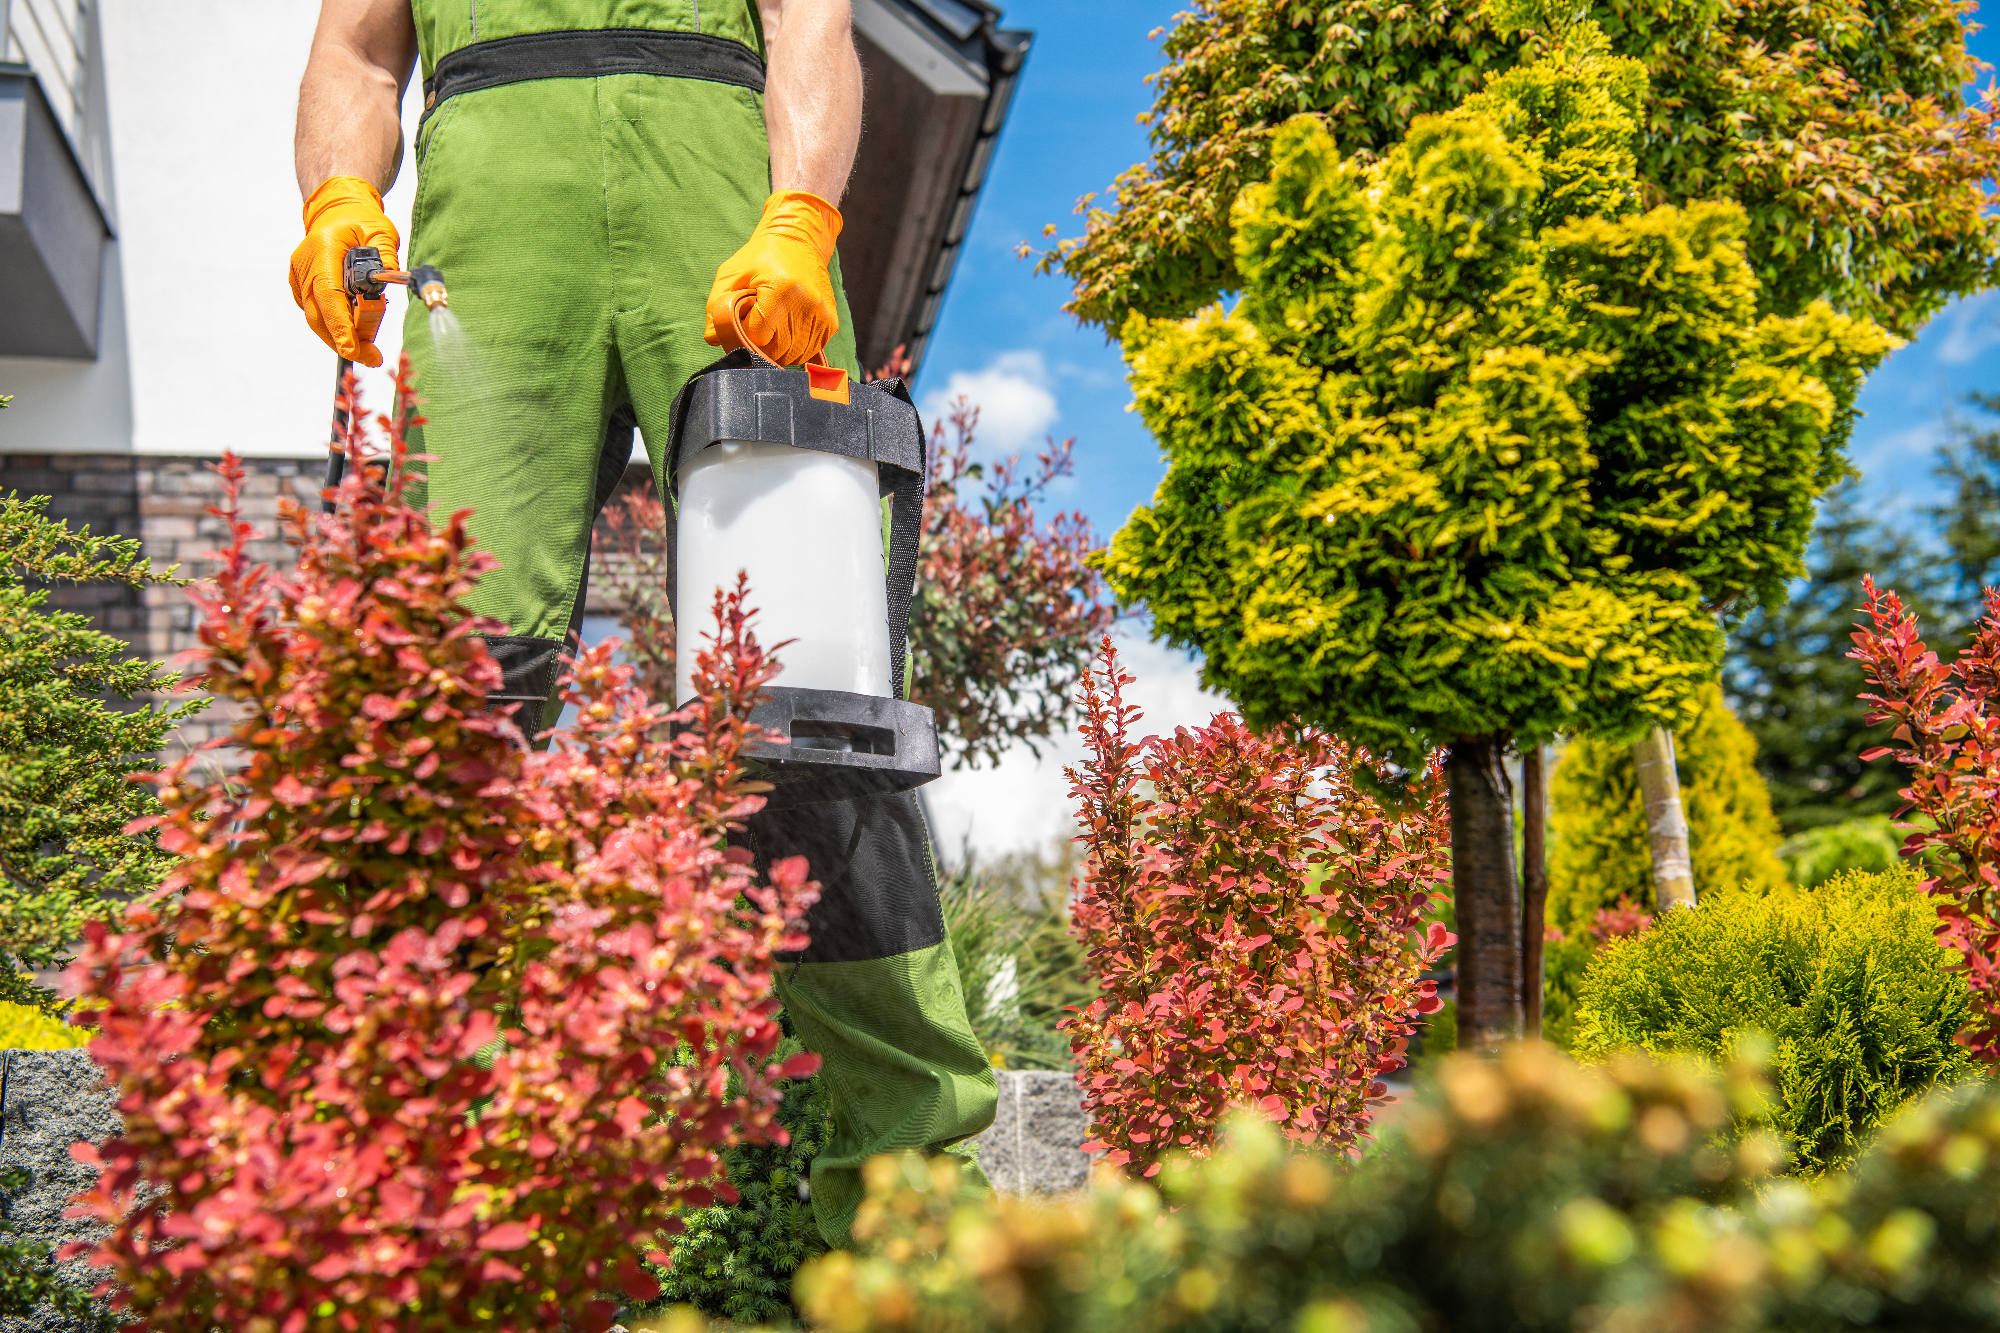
[{"left": 0, "top": 0, "right": 423, "bottom": 459}]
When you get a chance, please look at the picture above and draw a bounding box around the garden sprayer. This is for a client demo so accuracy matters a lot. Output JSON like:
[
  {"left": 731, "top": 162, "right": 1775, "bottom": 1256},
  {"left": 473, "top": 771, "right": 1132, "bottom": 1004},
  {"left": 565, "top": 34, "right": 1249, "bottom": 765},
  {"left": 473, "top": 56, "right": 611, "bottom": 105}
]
[{"left": 664, "top": 304, "right": 940, "bottom": 806}]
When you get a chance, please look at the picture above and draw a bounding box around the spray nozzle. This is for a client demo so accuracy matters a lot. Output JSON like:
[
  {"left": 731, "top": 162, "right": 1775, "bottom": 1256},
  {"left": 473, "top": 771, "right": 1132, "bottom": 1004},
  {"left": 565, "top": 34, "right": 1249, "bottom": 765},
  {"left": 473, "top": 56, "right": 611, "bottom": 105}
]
[
  {"left": 343, "top": 247, "right": 450, "bottom": 310},
  {"left": 409, "top": 265, "right": 449, "bottom": 311}
]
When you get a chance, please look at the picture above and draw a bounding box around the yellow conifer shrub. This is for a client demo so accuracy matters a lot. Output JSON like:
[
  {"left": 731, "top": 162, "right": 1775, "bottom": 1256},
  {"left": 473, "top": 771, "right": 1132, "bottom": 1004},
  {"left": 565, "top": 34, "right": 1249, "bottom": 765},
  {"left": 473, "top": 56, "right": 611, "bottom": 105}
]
[
  {"left": 1573, "top": 868, "right": 1979, "bottom": 1173},
  {"left": 0, "top": 1000, "right": 89, "bottom": 1051},
  {"left": 1547, "top": 681, "right": 1787, "bottom": 930}
]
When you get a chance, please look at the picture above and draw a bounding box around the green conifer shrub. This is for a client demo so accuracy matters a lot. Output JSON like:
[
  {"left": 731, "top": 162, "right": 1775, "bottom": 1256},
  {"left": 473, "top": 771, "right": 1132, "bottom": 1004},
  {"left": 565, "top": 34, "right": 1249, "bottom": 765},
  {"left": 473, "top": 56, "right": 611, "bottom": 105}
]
[
  {"left": 1930, "top": 394, "right": 2000, "bottom": 624},
  {"left": 1098, "top": 7, "right": 1889, "bottom": 1045},
  {"left": 649, "top": 1053, "right": 833, "bottom": 1323},
  {"left": 1547, "top": 683, "right": 1788, "bottom": 930},
  {"left": 0, "top": 396, "right": 182, "bottom": 1330},
  {"left": 0, "top": 490, "right": 200, "bottom": 1013},
  {"left": 1571, "top": 868, "right": 1979, "bottom": 1172},
  {"left": 1725, "top": 485, "right": 1950, "bottom": 833},
  {"left": 1778, "top": 815, "right": 1903, "bottom": 888},
  {"left": 1727, "top": 442, "right": 2000, "bottom": 839}
]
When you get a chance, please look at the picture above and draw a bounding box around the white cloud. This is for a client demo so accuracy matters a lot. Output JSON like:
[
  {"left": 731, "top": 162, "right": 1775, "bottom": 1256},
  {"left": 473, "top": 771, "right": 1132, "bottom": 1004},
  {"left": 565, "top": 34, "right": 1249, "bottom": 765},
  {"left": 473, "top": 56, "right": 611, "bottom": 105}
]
[
  {"left": 1935, "top": 291, "right": 2000, "bottom": 367},
  {"left": 1855, "top": 417, "right": 1950, "bottom": 463},
  {"left": 922, "top": 626, "right": 1231, "bottom": 865},
  {"left": 921, "top": 350, "right": 1060, "bottom": 456}
]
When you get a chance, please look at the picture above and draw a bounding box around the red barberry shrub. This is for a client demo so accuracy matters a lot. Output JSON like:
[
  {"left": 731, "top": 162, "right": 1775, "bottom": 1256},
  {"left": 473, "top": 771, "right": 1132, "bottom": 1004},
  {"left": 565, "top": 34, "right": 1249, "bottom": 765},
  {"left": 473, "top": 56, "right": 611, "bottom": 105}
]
[
  {"left": 65, "top": 363, "right": 817, "bottom": 1333},
  {"left": 1063, "top": 637, "right": 1454, "bottom": 1176},
  {"left": 1850, "top": 575, "right": 2000, "bottom": 1060},
  {"left": 910, "top": 398, "right": 1118, "bottom": 767},
  {"left": 867, "top": 344, "right": 915, "bottom": 383},
  {"left": 1589, "top": 896, "right": 1655, "bottom": 945}
]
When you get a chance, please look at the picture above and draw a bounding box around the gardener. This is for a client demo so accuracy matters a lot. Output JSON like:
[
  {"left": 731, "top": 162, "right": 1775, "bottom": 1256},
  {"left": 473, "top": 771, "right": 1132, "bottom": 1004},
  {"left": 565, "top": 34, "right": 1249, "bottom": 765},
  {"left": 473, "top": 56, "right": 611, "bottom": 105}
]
[{"left": 288, "top": 0, "right": 995, "bottom": 1246}]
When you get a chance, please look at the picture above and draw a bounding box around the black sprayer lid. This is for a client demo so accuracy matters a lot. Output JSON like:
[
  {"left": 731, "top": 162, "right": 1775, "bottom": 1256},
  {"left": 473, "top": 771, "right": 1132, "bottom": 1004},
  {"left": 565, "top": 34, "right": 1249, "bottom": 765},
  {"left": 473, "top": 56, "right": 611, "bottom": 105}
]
[{"left": 665, "top": 349, "right": 927, "bottom": 496}]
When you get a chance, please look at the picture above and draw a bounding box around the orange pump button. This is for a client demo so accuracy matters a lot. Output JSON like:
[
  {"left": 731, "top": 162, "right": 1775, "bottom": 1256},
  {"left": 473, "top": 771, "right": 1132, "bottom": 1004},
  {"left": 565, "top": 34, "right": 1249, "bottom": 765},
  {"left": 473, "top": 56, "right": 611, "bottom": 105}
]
[{"left": 807, "top": 363, "right": 851, "bottom": 404}]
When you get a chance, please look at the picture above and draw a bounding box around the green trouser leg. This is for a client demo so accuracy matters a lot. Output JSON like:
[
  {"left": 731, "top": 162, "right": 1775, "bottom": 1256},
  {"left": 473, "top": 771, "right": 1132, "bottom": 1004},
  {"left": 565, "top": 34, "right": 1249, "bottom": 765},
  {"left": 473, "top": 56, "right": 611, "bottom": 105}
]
[
  {"left": 748, "top": 792, "right": 997, "bottom": 1247},
  {"left": 396, "top": 40, "right": 994, "bottom": 1252}
]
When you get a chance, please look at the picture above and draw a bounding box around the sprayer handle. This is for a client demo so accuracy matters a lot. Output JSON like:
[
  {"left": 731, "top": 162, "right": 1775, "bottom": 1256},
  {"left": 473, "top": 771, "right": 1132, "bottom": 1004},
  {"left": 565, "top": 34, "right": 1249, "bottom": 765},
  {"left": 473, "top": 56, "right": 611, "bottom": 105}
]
[
  {"left": 325, "top": 354, "right": 353, "bottom": 515},
  {"left": 343, "top": 246, "right": 389, "bottom": 300},
  {"left": 728, "top": 294, "right": 836, "bottom": 372},
  {"left": 729, "top": 297, "right": 850, "bottom": 403}
]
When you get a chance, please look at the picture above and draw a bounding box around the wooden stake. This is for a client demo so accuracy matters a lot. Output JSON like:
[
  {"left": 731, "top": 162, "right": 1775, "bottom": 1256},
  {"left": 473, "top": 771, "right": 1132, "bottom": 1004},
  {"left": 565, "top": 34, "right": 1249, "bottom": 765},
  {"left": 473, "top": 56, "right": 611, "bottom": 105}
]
[{"left": 1631, "top": 726, "right": 1696, "bottom": 910}]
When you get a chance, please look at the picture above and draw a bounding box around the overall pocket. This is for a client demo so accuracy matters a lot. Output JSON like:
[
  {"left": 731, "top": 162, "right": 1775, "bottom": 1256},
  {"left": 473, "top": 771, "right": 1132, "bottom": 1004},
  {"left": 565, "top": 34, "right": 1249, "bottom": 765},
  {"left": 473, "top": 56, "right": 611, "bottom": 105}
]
[{"left": 408, "top": 94, "right": 462, "bottom": 243}]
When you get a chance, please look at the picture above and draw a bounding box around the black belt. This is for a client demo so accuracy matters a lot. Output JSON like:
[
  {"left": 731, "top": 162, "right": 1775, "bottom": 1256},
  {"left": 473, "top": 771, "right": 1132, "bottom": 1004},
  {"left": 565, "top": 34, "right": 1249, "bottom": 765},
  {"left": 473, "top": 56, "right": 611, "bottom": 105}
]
[{"left": 422, "top": 28, "right": 766, "bottom": 113}]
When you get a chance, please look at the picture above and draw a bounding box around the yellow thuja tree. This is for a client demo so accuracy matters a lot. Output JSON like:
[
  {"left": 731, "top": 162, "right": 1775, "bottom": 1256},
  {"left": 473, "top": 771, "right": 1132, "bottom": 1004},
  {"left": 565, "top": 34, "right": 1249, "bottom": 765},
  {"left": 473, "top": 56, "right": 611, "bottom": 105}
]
[
  {"left": 1041, "top": 0, "right": 2000, "bottom": 341},
  {"left": 1098, "top": 6, "right": 1891, "bottom": 1047}
]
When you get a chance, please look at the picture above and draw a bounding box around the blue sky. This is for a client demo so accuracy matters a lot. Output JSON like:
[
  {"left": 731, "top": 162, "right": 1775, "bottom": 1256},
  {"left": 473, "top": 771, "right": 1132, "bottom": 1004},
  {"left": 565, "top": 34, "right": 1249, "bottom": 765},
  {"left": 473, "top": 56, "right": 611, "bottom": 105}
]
[
  {"left": 911, "top": 0, "right": 1177, "bottom": 542},
  {"left": 913, "top": 1, "right": 2000, "bottom": 538},
  {"left": 1851, "top": 17, "right": 2000, "bottom": 513}
]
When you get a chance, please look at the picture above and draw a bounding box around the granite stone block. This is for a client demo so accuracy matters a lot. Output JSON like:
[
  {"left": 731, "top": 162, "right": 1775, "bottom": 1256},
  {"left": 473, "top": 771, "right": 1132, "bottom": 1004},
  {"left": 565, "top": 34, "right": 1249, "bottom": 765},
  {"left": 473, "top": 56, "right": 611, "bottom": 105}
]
[
  {"left": 973, "top": 1070, "right": 1091, "bottom": 1196},
  {"left": 0, "top": 1050, "right": 120, "bottom": 1333}
]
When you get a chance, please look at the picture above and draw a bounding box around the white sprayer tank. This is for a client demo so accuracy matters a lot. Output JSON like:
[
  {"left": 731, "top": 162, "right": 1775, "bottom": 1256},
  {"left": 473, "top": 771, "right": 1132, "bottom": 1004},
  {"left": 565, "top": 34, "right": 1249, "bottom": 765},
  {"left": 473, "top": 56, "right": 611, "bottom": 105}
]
[{"left": 674, "top": 439, "right": 892, "bottom": 705}]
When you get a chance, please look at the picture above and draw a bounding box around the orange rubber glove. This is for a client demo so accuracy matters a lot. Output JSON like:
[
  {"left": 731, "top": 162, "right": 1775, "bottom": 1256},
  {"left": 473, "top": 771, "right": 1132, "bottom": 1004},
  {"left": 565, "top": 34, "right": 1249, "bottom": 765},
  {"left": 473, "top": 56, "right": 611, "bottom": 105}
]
[
  {"left": 704, "top": 190, "right": 843, "bottom": 366},
  {"left": 289, "top": 175, "right": 400, "bottom": 367}
]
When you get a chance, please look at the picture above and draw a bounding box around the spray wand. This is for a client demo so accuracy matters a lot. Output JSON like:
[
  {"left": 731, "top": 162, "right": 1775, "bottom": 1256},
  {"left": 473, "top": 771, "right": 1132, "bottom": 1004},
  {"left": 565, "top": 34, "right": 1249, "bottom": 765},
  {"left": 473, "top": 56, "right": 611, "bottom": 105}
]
[{"left": 325, "top": 246, "right": 450, "bottom": 511}]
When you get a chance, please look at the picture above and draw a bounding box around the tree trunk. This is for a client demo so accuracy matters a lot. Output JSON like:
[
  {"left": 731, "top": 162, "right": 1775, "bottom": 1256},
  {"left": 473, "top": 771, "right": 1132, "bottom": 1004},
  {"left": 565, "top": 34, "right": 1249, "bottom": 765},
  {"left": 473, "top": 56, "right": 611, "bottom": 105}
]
[
  {"left": 1521, "top": 743, "right": 1548, "bottom": 1039},
  {"left": 1630, "top": 726, "right": 1696, "bottom": 910},
  {"left": 1447, "top": 736, "right": 1522, "bottom": 1051}
]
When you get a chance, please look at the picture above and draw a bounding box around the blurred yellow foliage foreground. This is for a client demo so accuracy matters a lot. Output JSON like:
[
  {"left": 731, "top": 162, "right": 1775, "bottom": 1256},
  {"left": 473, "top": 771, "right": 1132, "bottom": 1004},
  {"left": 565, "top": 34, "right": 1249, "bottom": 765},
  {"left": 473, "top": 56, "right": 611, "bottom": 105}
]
[{"left": 782, "top": 1044, "right": 1996, "bottom": 1333}]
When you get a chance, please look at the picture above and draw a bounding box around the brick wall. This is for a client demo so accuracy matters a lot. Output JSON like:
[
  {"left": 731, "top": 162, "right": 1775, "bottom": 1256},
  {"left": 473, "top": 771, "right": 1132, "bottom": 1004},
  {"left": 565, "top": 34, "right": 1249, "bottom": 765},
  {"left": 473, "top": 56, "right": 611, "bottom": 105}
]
[
  {"left": 9, "top": 453, "right": 320, "bottom": 759},
  {"left": 4, "top": 454, "right": 662, "bottom": 759},
  {"left": 5, "top": 454, "right": 146, "bottom": 637}
]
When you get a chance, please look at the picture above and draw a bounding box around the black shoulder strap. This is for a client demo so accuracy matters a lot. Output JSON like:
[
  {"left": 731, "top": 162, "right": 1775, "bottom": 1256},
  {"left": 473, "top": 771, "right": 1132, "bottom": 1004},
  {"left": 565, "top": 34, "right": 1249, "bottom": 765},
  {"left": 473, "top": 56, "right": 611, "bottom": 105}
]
[{"left": 875, "top": 377, "right": 927, "bottom": 702}]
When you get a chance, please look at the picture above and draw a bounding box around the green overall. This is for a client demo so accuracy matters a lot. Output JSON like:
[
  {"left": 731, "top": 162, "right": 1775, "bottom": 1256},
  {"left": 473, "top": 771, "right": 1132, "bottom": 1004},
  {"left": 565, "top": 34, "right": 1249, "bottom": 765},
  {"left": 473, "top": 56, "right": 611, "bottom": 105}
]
[{"left": 400, "top": 0, "right": 996, "bottom": 1247}]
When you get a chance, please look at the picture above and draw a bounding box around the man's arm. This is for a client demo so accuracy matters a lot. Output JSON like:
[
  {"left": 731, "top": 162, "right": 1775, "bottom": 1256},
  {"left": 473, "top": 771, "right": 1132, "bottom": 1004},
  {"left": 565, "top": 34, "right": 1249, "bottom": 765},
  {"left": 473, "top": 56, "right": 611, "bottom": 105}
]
[
  {"left": 295, "top": 0, "right": 419, "bottom": 199},
  {"left": 758, "top": 0, "right": 863, "bottom": 202},
  {"left": 289, "top": 0, "right": 415, "bottom": 365}
]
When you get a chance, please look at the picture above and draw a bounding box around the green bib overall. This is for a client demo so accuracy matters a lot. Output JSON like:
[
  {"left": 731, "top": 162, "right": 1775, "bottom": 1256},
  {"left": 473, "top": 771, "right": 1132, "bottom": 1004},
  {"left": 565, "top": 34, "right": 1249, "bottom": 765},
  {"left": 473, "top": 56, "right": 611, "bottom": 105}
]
[{"left": 400, "top": 0, "right": 996, "bottom": 1251}]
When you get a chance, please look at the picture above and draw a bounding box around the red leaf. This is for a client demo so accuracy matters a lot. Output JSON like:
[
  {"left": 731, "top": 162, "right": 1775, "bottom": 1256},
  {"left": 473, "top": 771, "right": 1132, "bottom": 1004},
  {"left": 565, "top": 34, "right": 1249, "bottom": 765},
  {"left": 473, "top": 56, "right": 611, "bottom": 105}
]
[
  {"left": 618, "top": 1253, "right": 661, "bottom": 1301},
  {"left": 777, "top": 1051, "right": 823, "bottom": 1079},
  {"left": 480, "top": 1223, "right": 534, "bottom": 1252},
  {"left": 272, "top": 775, "right": 313, "bottom": 808}
]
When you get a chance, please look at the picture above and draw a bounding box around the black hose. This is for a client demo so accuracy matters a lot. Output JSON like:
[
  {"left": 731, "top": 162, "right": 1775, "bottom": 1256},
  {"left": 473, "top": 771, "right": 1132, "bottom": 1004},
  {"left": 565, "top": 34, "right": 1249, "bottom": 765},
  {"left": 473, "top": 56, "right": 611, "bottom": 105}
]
[{"left": 323, "top": 353, "right": 351, "bottom": 515}]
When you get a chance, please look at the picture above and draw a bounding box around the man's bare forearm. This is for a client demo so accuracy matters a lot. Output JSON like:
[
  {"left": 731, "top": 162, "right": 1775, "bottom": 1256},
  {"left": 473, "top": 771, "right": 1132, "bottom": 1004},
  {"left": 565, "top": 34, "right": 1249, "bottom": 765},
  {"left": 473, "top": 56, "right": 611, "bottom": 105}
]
[
  {"left": 759, "top": 0, "right": 863, "bottom": 202},
  {"left": 296, "top": 0, "right": 419, "bottom": 199}
]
